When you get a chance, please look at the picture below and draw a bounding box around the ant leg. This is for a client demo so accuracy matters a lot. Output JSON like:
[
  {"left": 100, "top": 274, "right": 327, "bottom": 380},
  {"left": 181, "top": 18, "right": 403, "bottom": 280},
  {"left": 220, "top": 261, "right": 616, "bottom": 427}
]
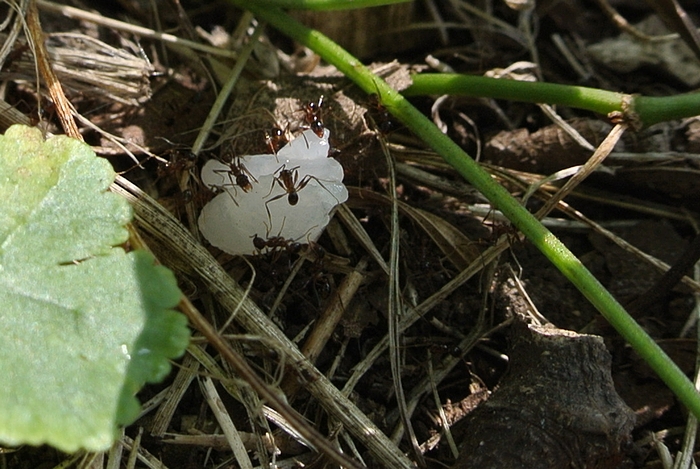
[
  {"left": 296, "top": 174, "right": 341, "bottom": 205},
  {"left": 208, "top": 181, "right": 240, "bottom": 207},
  {"left": 264, "top": 192, "right": 287, "bottom": 232},
  {"left": 264, "top": 164, "right": 288, "bottom": 199}
]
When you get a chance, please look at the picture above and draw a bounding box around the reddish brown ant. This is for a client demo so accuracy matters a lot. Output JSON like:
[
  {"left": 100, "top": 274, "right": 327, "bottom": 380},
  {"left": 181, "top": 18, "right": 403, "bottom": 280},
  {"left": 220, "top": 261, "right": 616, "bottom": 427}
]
[
  {"left": 264, "top": 164, "right": 340, "bottom": 226},
  {"left": 214, "top": 155, "right": 257, "bottom": 194},
  {"left": 301, "top": 96, "right": 325, "bottom": 138},
  {"left": 265, "top": 164, "right": 307, "bottom": 207},
  {"left": 253, "top": 234, "right": 303, "bottom": 254},
  {"left": 264, "top": 127, "right": 288, "bottom": 154},
  {"left": 230, "top": 159, "right": 256, "bottom": 193},
  {"left": 366, "top": 93, "right": 397, "bottom": 134},
  {"left": 156, "top": 147, "right": 197, "bottom": 181},
  {"left": 297, "top": 241, "right": 332, "bottom": 300}
]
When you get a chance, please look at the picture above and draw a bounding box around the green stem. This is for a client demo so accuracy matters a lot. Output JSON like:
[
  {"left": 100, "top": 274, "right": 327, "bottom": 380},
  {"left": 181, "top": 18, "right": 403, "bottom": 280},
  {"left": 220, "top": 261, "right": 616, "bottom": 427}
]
[
  {"left": 635, "top": 94, "right": 700, "bottom": 126},
  {"left": 228, "top": 1, "right": 700, "bottom": 421},
  {"left": 406, "top": 73, "right": 625, "bottom": 115},
  {"left": 405, "top": 73, "right": 700, "bottom": 126},
  {"left": 256, "top": 0, "right": 410, "bottom": 10}
]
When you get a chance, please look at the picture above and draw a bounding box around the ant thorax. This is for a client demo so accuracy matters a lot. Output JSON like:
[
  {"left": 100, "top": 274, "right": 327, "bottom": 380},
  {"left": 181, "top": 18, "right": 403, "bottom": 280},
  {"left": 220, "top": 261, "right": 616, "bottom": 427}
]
[{"left": 198, "top": 128, "right": 348, "bottom": 256}]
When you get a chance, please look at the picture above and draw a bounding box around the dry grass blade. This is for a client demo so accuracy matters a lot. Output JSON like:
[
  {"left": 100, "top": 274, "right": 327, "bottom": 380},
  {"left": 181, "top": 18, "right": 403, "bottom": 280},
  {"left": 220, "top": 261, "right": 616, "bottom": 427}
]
[
  {"left": 0, "top": 0, "right": 27, "bottom": 68},
  {"left": 36, "top": 0, "right": 238, "bottom": 58},
  {"left": 273, "top": 253, "right": 367, "bottom": 401},
  {"left": 200, "top": 376, "right": 253, "bottom": 469},
  {"left": 299, "top": 258, "right": 367, "bottom": 363},
  {"left": 401, "top": 203, "right": 480, "bottom": 270},
  {"left": 535, "top": 123, "right": 626, "bottom": 219},
  {"left": 594, "top": 0, "right": 672, "bottom": 41},
  {"left": 427, "top": 356, "right": 459, "bottom": 459},
  {"left": 555, "top": 200, "right": 700, "bottom": 295},
  {"left": 0, "top": 97, "right": 31, "bottom": 129},
  {"left": 0, "top": 31, "right": 154, "bottom": 105},
  {"left": 383, "top": 136, "right": 426, "bottom": 466},
  {"left": 121, "top": 434, "right": 169, "bottom": 469}
]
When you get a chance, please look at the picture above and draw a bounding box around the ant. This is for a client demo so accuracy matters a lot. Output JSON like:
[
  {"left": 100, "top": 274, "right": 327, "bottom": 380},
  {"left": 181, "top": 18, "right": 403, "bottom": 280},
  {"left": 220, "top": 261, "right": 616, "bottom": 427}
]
[
  {"left": 301, "top": 96, "right": 325, "bottom": 138},
  {"left": 157, "top": 147, "right": 197, "bottom": 181},
  {"left": 265, "top": 164, "right": 308, "bottom": 207},
  {"left": 252, "top": 233, "right": 303, "bottom": 255},
  {"left": 264, "top": 164, "right": 340, "bottom": 223},
  {"left": 214, "top": 155, "right": 258, "bottom": 194},
  {"left": 264, "top": 127, "right": 289, "bottom": 154},
  {"left": 366, "top": 93, "right": 397, "bottom": 135}
]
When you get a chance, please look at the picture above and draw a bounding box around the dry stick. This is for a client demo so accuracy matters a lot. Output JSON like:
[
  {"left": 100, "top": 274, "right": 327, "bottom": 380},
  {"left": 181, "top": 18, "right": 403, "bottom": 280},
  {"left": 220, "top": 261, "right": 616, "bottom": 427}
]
[
  {"left": 300, "top": 259, "right": 367, "bottom": 364},
  {"left": 280, "top": 257, "right": 368, "bottom": 400},
  {"left": 593, "top": 0, "right": 665, "bottom": 42},
  {"left": 112, "top": 176, "right": 414, "bottom": 469},
  {"left": 336, "top": 204, "right": 390, "bottom": 275},
  {"left": 121, "top": 435, "right": 167, "bottom": 469},
  {"left": 149, "top": 354, "right": 199, "bottom": 437},
  {"left": 186, "top": 340, "right": 276, "bottom": 466},
  {"left": 0, "top": 97, "right": 32, "bottom": 129},
  {"left": 26, "top": 0, "right": 80, "bottom": 139}
]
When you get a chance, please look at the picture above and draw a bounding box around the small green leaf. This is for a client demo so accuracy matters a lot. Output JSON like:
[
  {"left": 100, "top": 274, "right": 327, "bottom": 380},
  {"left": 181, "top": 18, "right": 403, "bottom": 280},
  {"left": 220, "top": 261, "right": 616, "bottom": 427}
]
[{"left": 0, "top": 125, "right": 190, "bottom": 452}]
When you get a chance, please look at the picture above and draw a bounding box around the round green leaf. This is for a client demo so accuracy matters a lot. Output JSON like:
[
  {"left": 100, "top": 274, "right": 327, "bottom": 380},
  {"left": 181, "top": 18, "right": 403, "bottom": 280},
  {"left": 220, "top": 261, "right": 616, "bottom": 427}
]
[{"left": 0, "top": 125, "right": 190, "bottom": 452}]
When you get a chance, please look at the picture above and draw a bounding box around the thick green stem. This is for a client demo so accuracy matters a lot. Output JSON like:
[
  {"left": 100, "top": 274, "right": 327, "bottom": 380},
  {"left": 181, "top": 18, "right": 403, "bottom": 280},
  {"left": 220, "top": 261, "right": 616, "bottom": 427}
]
[
  {"left": 229, "top": 1, "right": 700, "bottom": 422},
  {"left": 406, "top": 73, "right": 625, "bottom": 115},
  {"left": 635, "top": 94, "right": 700, "bottom": 126},
  {"left": 405, "top": 73, "right": 700, "bottom": 126}
]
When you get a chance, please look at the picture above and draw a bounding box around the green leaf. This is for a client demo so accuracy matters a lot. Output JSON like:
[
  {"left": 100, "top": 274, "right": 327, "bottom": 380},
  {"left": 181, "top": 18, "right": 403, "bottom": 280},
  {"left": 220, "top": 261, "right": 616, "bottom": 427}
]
[{"left": 0, "top": 125, "right": 190, "bottom": 452}]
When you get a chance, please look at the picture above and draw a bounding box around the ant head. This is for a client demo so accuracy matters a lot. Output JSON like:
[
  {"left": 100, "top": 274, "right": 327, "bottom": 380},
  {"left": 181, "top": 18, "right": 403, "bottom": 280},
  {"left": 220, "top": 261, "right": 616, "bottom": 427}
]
[
  {"left": 310, "top": 120, "right": 325, "bottom": 138},
  {"left": 308, "top": 95, "right": 323, "bottom": 112}
]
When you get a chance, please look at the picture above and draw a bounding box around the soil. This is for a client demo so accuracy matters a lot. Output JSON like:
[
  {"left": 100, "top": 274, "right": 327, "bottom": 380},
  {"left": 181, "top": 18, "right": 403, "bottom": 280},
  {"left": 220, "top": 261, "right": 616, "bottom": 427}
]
[{"left": 4, "top": 1, "right": 700, "bottom": 468}]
